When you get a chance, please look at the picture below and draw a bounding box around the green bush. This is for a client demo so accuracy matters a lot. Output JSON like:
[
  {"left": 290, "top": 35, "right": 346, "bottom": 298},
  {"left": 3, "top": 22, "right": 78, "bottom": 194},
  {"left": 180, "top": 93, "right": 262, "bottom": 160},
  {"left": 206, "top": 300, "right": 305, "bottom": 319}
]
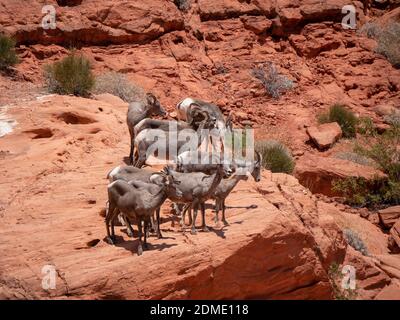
[
  {"left": 255, "top": 140, "right": 295, "bottom": 174},
  {"left": 357, "top": 116, "right": 376, "bottom": 136},
  {"left": 44, "top": 52, "right": 94, "bottom": 97},
  {"left": 318, "top": 104, "right": 357, "bottom": 138},
  {"left": 93, "top": 71, "right": 145, "bottom": 103},
  {"left": 0, "top": 34, "right": 18, "bottom": 70},
  {"left": 334, "top": 124, "right": 400, "bottom": 208}
]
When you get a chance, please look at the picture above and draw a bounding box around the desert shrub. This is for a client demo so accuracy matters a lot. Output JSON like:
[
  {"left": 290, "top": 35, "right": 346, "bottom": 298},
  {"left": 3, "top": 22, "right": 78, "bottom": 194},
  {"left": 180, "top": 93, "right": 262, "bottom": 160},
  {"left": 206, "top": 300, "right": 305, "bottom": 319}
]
[
  {"left": 383, "top": 111, "right": 400, "bottom": 127},
  {"left": 334, "top": 123, "right": 400, "bottom": 207},
  {"left": 376, "top": 22, "right": 400, "bottom": 68},
  {"left": 44, "top": 52, "right": 94, "bottom": 97},
  {"left": 93, "top": 71, "right": 145, "bottom": 103},
  {"left": 358, "top": 22, "right": 381, "bottom": 38},
  {"left": 318, "top": 104, "right": 357, "bottom": 138},
  {"left": 359, "top": 21, "right": 400, "bottom": 68},
  {"left": 255, "top": 140, "right": 295, "bottom": 174},
  {"left": 343, "top": 228, "right": 369, "bottom": 256},
  {"left": 174, "top": 0, "right": 191, "bottom": 11},
  {"left": 0, "top": 34, "right": 18, "bottom": 70},
  {"left": 332, "top": 176, "right": 387, "bottom": 207},
  {"left": 334, "top": 151, "right": 375, "bottom": 167},
  {"left": 328, "top": 262, "right": 358, "bottom": 300},
  {"left": 357, "top": 116, "right": 376, "bottom": 136},
  {"left": 251, "top": 62, "right": 294, "bottom": 99}
]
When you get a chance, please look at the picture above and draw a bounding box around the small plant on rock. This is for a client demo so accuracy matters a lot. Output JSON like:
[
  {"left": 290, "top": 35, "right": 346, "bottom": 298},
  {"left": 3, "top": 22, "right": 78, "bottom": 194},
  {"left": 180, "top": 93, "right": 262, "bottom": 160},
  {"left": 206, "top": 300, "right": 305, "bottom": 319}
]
[
  {"left": 174, "top": 0, "right": 191, "bottom": 11},
  {"left": 44, "top": 52, "right": 94, "bottom": 97},
  {"left": 255, "top": 140, "right": 295, "bottom": 174},
  {"left": 343, "top": 228, "right": 369, "bottom": 256},
  {"left": 93, "top": 71, "right": 145, "bottom": 103},
  {"left": 328, "top": 262, "right": 358, "bottom": 300},
  {"left": 251, "top": 62, "right": 294, "bottom": 99},
  {"left": 0, "top": 34, "right": 18, "bottom": 71},
  {"left": 318, "top": 104, "right": 358, "bottom": 138},
  {"left": 359, "top": 21, "right": 400, "bottom": 68}
]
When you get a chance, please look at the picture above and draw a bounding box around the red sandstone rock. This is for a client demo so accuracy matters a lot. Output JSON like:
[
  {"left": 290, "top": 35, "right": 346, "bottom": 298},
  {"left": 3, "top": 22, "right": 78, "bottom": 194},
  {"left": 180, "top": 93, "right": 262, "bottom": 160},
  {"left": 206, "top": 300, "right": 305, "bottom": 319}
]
[
  {"left": 294, "top": 155, "right": 387, "bottom": 197},
  {"left": 389, "top": 220, "right": 400, "bottom": 253},
  {"left": 378, "top": 206, "right": 400, "bottom": 229},
  {"left": 306, "top": 122, "right": 342, "bottom": 150}
]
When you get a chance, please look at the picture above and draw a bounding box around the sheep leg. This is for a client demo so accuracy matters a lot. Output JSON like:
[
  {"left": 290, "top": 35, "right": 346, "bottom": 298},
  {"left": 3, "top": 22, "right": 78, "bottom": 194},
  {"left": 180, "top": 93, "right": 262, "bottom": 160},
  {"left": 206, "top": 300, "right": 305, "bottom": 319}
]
[
  {"left": 156, "top": 208, "right": 163, "bottom": 239},
  {"left": 137, "top": 217, "right": 143, "bottom": 256},
  {"left": 188, "top": 205, "right": 193, "bottom": 225},
  {"left": 143, "top": 219, "right": 149, "bottom": 249},
  {"left": 122, "top": 215, "right": 134, "bottom": 238},
  {"left": 222, "top": 199, "right": 229, "bottom": 225},
  {"left": 106, "top": 205, "right": 119, "bottom": 245},
  {"left": 191, "top": 202, "right": 199, "bottom": 235},
  {"left": 214, "top": 199, "right": 220, "bottom": 224},
  {"left": 105, "top": 202, "right": 115, "bottom": 244},
  {"left": 180, "top": 204, "right": 190, "bottom": 228},
  {"left": 200, "top": 202, "right": 209, "bottom": 232}
]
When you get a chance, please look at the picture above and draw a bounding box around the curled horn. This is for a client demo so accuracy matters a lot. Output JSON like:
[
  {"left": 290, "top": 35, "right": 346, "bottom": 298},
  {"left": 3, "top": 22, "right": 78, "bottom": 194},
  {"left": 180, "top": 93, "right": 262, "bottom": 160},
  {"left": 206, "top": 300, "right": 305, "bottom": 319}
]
[
  {"left": 255, "top": 151, "right": 262, "bottom": 164},
  {"left": 146, "top": 92, "right": 156, "bottom": 105}
]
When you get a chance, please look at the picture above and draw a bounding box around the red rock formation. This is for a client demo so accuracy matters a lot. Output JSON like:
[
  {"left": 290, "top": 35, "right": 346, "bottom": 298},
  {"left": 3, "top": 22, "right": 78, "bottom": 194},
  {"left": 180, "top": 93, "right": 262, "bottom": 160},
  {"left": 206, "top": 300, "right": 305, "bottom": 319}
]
[
  {"left": 306, "top": 122, "right": 342, "bottom": 150},
  {"left": 294, "top": 155, "right": 387, "bottom": 197},
  {"left": 378, "top": 206, "right": 400, "bottom": 229},
  {"left": 0, "top": 0, "right": 399, "bottom": 300}
]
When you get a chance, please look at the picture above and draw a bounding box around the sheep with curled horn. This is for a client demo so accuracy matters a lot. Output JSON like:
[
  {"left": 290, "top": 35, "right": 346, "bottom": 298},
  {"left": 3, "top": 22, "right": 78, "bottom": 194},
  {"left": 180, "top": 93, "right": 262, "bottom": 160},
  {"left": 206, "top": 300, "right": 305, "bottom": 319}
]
[{"left": 176, "top": 98, "right": 233, "bottom": 152}]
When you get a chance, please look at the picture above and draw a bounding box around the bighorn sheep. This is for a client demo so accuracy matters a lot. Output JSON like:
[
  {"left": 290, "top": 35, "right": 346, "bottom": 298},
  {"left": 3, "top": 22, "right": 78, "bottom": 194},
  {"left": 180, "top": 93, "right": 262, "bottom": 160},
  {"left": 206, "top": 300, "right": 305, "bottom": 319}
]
[
  {"left": 106, "top": 169, "right": 181, "bottom": 255},
  {"left": 127, "top": 93, "right": 166, "bottom": 165},
  {"left": 163, "top": 164, "right": 233, "bottom": 234},
  {"left": 107, "top": 165, "right": 165, "bottom": 238},
  {"left": 133, "top": 108, "right": 210, "bottom": 139},
  {"left": 212, "top": 151, "right": 262, "bottom": 225},
  {"left": 133, "top": 112, "right": 215, "bottom": 168},
  {"left": 176, "top": 98, "right": 233, "bottom": 151}
]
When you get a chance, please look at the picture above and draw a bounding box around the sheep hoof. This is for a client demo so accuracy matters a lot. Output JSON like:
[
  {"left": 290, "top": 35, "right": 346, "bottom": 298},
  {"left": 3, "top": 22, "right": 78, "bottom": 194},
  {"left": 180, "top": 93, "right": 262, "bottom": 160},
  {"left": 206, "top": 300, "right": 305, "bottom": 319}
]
[
  {"left": 222, "top": 220, "right": 229, "bottom": 226},
  {"left": 107, "top": 236, "right": 115, "bottom": 245},
  {"left": 127, "top": 230, "right": 134, "bottom": 238},
  {"left": 202, "top": 226, "right": 210, "bottom": 232},
  {"left": 190, "top": 229, "right": 197, "bottom": 235},
  {"left": 157, "top": 232, "right": 163, "bottom": 239},
  {"left": 137, "top": 245, "right": 143, "bottom": 256}
]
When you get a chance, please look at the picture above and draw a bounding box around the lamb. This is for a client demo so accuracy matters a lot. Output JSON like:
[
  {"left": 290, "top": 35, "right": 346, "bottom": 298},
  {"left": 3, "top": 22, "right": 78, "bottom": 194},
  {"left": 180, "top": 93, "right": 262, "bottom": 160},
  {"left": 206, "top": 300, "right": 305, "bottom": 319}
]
[
  {"left": 105, "top": 169, "right": 181, "bottom": 255},
  {"left": 212, "top": 151, "right": 262, "bottom": 225},
  {"left": 127, "top": 93, "right": 166, "bottom": 165},
  {"left": 163, "top": 164, "right": 233, "bottom": 234}
]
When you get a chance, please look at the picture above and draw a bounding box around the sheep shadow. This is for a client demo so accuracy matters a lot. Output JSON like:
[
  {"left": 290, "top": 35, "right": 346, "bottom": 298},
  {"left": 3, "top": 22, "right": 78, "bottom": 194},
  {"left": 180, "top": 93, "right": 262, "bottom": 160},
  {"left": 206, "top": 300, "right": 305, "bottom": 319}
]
[
  {"left": 104, "top": 235, "right": 178, "bottom": 254},
  {"left": 122, "top": 156, "right": 132, "bottom": 165}
]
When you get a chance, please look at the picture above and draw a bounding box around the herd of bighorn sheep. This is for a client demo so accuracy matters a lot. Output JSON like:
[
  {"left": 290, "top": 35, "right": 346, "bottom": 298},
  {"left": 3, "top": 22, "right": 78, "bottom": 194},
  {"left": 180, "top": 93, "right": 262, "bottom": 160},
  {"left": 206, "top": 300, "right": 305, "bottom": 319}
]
[{"left": 105, "top": 93, "right": 262, "bottom": 255}]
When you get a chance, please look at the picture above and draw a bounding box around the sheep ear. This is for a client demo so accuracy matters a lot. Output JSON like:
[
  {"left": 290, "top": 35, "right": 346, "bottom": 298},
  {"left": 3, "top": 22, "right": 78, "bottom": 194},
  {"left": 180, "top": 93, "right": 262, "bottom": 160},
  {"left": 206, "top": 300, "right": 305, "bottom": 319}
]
[
  {"left": 226, "top": 112, "right": 233, "bottom": 130},
  {"left": 146, "top": 93, "right": 156, "bottom": 105}
]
